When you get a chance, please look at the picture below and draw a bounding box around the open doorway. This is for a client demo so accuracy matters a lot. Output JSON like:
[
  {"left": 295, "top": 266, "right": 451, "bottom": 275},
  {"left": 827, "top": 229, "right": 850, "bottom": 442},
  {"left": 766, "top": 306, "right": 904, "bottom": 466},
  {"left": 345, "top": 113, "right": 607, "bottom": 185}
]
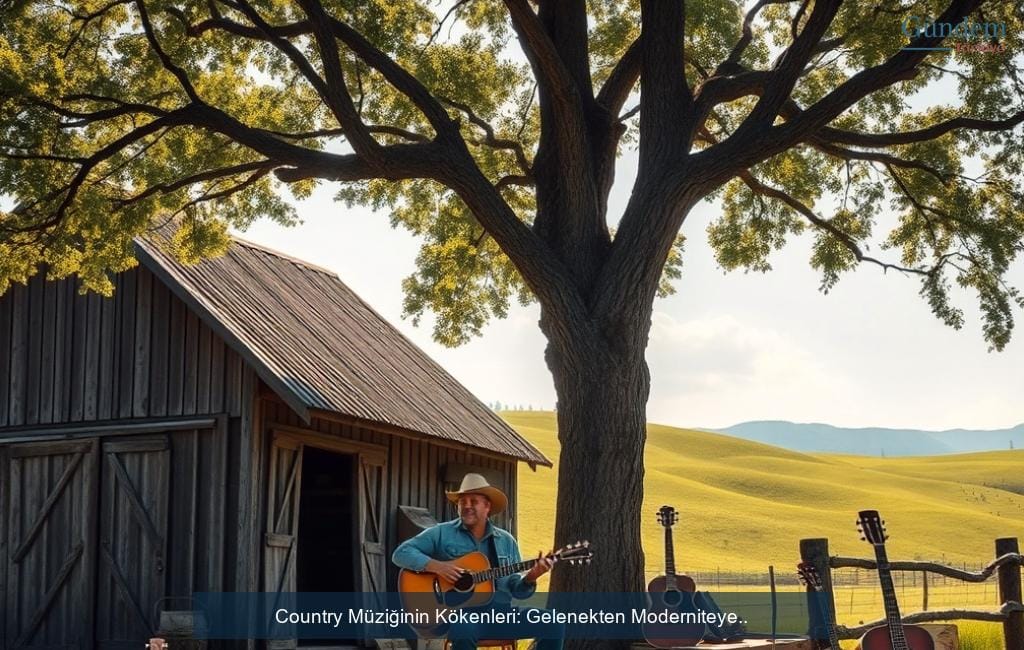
[
  {"left": 298, "top": 446, "right": 356, "bottom": 593},
  {"left": 298, "top": 446, "right": 357, "bottom": 646}
]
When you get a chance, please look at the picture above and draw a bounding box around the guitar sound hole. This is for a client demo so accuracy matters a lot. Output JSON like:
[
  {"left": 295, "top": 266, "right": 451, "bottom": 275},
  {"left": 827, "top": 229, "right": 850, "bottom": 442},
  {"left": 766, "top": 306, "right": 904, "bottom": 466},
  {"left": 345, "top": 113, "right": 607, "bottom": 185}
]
[
  {"left": 453, "top": 573, "right": 475, "bottom": 592},
  {"left": 662, "top": 590, "right": 683, "bottom": 607}
]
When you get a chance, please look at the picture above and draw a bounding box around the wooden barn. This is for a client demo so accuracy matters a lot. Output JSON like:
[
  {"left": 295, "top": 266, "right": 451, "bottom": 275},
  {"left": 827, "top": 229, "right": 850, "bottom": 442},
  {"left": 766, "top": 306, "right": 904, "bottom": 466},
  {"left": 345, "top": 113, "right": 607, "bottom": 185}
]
[{"left": 0, "top": 230, "right": 550, "bottom": 650}]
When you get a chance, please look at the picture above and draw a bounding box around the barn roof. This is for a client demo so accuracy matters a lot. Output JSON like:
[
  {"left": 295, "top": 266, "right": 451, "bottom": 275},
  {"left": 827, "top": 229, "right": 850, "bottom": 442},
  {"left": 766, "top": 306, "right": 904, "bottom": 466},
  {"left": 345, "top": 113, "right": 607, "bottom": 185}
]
[{"left": 134, "top": 232, "right": 550, "bottom": 467}]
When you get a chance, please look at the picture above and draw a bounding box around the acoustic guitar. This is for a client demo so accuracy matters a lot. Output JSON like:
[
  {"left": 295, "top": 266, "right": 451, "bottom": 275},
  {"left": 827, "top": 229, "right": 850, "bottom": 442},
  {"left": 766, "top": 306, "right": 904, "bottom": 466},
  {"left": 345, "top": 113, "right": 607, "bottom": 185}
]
[
  {"left": 642, "top": 505, "right": 706, "bottom": 647},
  {"left": 797, "top": 561, "right": 840, "bottom": 650},
  {"left": 398, "top": 540, "right": 593, "bottom": 632},
  {"left": 856, "top": 510, "right": 935, "bottom": 650}
]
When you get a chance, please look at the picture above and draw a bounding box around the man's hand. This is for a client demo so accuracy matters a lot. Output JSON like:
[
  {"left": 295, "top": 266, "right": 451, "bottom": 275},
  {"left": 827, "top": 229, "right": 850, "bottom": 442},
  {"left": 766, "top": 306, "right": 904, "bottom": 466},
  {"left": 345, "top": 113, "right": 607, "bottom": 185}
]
[
  {"left": 523, "top": 551, "right": 554, "bottom": 583},
  {"left": 426, "top": 559, "right": 467, "bottom": 583}
]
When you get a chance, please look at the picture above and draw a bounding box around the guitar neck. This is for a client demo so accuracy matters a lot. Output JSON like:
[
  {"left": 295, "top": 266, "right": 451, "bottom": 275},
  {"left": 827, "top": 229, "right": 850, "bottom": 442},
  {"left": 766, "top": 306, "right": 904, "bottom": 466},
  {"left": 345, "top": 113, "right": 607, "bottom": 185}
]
[
  {"left": 473, "top": 558, "right": 539, "bottom": 583},
  {"left": 873, "top": 545, "right": 909, "bottom": 650},
  {"left": 813, "top": 586, "right": 841, "bottom": 650},
  {"left": 664, "top": 526, "right": 679, "bottom": 589}
]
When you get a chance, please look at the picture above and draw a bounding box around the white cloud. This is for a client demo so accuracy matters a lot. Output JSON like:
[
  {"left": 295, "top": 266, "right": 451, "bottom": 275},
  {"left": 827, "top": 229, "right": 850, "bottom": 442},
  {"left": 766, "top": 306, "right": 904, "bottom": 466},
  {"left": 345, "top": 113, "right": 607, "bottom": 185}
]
[{"left": 646, "top": 312, "right": 864, "bottom": 428}]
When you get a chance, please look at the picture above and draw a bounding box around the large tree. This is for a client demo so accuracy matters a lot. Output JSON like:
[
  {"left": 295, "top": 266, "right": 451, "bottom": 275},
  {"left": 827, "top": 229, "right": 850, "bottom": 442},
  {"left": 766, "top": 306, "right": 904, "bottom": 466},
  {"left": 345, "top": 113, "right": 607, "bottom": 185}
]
[{"left": 2, "top": 0, "right": 1023, "bottom": 624}]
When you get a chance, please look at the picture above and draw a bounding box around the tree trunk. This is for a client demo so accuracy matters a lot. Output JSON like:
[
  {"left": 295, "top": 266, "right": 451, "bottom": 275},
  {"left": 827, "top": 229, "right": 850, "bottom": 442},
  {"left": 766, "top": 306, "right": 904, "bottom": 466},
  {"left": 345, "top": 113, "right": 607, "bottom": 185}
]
[{"left": 544, "top": 312, "right": 651, "bottom": 650}]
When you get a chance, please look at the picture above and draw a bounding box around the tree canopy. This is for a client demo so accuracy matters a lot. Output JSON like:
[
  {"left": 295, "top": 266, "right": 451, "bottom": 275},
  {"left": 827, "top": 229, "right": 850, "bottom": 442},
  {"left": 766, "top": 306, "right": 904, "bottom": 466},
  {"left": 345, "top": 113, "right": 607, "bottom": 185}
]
[{"left": 2, "top": 0, "right": 1022, "bottom": 351}]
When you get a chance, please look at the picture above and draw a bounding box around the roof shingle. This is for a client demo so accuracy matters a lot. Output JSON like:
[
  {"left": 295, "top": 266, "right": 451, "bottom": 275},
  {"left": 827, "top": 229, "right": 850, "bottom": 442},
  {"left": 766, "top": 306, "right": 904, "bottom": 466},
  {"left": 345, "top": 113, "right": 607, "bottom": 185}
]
[{"left": 135, "top": 232, "right": 550, "bottom": 467}]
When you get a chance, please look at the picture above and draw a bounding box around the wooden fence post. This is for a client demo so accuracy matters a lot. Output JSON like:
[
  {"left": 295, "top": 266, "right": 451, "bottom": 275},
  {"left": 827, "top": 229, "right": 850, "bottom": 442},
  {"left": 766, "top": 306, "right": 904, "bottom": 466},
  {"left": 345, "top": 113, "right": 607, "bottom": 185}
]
[
  {"left": 801, "top": 538, "right": 835, "bottom": 649},
  {"left": 922, "top": 571, "right": 929, "bottom": 611},
  {"left": 997, "top": 537, "right": 1023, "bottom": 650}
]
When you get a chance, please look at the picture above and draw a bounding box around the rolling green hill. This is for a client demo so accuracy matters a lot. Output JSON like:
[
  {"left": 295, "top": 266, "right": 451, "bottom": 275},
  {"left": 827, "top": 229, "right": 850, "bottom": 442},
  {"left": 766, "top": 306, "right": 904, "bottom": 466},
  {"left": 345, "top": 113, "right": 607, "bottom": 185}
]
[{"left": 506, "top": 411, "right": 1024, "bottom": 576}]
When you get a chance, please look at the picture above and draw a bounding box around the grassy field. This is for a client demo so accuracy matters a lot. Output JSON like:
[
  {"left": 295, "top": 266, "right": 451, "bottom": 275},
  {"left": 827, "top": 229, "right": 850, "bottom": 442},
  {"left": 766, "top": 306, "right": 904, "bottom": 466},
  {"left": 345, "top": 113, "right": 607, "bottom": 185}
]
[{"left": 504, "top": 411, "right": 1023, "bottom": 648}]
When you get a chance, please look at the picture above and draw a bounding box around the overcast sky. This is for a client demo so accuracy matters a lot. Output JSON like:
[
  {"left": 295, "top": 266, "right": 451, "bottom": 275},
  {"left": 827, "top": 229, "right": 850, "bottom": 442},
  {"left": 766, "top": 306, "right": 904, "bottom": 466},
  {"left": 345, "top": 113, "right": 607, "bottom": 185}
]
[{"left": 237, "top": 140, "right": 1024, "bottom": 432}]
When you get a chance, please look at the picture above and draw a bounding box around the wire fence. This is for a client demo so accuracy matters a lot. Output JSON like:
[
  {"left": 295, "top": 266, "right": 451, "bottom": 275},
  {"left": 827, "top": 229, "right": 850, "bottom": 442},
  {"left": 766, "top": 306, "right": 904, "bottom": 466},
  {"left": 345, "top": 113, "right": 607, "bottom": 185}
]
[{"left": 645, "top": 565, "right": 1004, "bottom": 622}]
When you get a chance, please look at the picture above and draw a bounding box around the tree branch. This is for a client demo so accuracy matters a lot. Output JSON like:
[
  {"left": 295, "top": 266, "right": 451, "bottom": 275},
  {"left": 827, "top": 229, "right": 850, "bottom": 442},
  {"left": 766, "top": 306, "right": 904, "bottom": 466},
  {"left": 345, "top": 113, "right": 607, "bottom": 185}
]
[
  {"left": 812, "top": 140, "right": 950, "bottom": 184},
  {"left": 732, "top": 0, "right": 842, "bottom": 134},
  {"left": 114, "top": 159, "right": 275, "bottom": 206},
  {"left": 768, "top": 0, "right": 985, "bottom": 151},
  {"left": 817, "top": 110, "right": 1024, "bottom": 148},
  {"left": 214, "top": 0, "right": 338, "bottom": 127},
  {"left": 536, "top": 0, "right": 594, "bottom": 100},
  {"left": 495, "top": 174, "right": 534, "bottom": 190},
  {"left": 440, "top": 97, "right": 533, "bottom": 176},
  {"left": 4, "top": 109, "right": 193, "bottom": 235},
  {"left": 503, "top": 0, "right": 585, "bottom": 115},
  {"left": 689, "top": 0, "right": 986, "bottom": 189},
  {"left": 135, "top": 0, "right": 203, "bottom": 104},
  {"left": 171, "top": 5, "right": 460, "bottom": 143},
  {"left": 638, "top": 0, "right": 693, "bottom": 170},
  {"left": 324, "top": 16, "right": 459, "bottom": 139},
  {"left": 177, "top": 166, "right": 271, "bottom": 211},
  {"left": 718, "top": 0, "right": 793, "bottom": 72},
  {"left": 292, "top": 0, "right": 383, "bottom": 164},
  {"left": 596, "top": 37, "right": 642, "bottom": 118},
  {"left": 739, "top": 169, "right": 932, "bottom": 277}
]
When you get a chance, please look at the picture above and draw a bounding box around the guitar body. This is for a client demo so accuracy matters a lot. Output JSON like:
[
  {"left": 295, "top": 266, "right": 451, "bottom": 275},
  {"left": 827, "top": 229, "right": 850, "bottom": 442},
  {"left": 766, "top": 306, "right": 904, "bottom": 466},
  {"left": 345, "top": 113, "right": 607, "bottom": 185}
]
[
  {"left": 398, "top": 550, "right": 494, "bottom": 606},
  {"left": 643, "top": 574, "right": 706, "bottom": 647},
  {"left": 643, "top": 506, "right": 706, "bottom": 648},
  {"left": 398, "top": 551, "right": 495, "bottom": 636},
  {"left": 859, "top": 624, "right": 935, "bottom": 650},
  {"left": 396, "top": 540, "right": 593, "bottom": 638}
]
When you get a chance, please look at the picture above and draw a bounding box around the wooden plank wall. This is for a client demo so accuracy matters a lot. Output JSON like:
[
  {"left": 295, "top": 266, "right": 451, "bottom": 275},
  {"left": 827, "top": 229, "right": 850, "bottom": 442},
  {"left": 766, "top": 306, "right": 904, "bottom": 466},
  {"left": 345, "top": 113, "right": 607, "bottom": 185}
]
[
  {"left": 165, "top": 421, "right": 237, "bottom": 600},
  {"left": 0, "top": 267, "right": 248, "bottom": 431},
  {"left": 259, "top": 398, "right": 519, "bottom": 592},
  {"left": 0, "top": 265, "right": 262, "bottom": 638}
]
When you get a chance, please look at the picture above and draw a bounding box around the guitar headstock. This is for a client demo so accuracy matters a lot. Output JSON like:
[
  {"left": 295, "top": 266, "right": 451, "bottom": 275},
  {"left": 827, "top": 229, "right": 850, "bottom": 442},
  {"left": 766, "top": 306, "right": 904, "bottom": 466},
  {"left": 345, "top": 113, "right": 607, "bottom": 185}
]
[
  {"left": 857, "top": 509, "right": 888, "bottom": 546},
  {"left": 552, "top": 540, "right": 594, "bottom": 566},
  {"left": 796, "top": 561, "right": 824, "bottom": 591},
  {"left": 656, "top": 505, "right": 679, "bottom": 528}
]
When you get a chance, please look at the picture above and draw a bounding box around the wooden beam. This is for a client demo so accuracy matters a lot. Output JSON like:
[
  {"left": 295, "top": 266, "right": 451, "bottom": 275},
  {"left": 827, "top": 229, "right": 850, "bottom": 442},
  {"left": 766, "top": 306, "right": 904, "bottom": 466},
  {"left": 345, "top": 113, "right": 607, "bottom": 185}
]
[{"left": 305, "top": 406, "right": 547, "bottom": 467}]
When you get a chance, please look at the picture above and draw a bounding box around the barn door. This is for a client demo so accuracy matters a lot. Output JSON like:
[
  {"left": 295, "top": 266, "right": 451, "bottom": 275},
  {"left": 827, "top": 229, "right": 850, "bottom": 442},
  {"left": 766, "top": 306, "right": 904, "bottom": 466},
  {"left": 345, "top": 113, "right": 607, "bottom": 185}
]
[
  {"left": 357, "top": 453, "right": 387, "bottom": 597},
  {"left": 264, "top": 436, "right": 303, "bottom": 650},
  {"left": 3, "top": 440, "right": 98, "bottom": 650},
  {"left": 96, "top": 437, "right": 169, "bottom": 650}
]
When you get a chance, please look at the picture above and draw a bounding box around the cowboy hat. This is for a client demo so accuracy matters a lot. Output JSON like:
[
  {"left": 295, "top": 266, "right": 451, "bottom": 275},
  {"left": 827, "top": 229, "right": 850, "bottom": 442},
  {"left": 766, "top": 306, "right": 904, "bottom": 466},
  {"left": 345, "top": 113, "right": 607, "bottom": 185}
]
[{"left": 446, "top": 473, "right": 508, "bottom": 516}]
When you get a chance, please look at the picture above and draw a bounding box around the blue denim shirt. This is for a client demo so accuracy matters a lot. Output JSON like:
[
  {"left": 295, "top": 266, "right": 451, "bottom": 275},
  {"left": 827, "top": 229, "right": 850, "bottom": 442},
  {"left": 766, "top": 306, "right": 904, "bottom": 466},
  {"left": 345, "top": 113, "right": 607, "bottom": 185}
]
[{"left": 392, "top": 518, "right": 537, "bottom": 605}]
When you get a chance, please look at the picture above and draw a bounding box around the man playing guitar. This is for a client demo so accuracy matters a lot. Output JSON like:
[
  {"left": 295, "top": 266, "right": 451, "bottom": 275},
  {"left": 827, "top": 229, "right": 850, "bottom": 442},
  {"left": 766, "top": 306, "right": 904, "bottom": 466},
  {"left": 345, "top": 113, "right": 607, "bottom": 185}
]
[{"left": 392, "top": 473, "right": 563, "bottom": 650}]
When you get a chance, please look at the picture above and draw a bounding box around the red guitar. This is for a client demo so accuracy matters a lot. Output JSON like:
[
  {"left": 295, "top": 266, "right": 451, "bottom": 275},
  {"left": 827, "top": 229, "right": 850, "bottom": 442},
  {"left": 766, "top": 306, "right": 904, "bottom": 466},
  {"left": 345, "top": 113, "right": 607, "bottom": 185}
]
[
  {"left": 643, "top": 505, "right": 706, "bottom": 647},
  {"left": 856, "top": 510, "right": 934, "bottom": 650}
]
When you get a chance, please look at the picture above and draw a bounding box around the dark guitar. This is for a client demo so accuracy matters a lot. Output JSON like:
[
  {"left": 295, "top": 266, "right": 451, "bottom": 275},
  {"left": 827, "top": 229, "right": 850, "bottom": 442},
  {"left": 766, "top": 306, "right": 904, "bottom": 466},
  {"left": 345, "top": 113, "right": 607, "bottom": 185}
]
[
  {"left": 856, "top": 510, "right": 935, "bottom": 650},
  {"left": 797, "top": 561, "right": 840, "bottom": 650},
  {"left": 398, "top": 540, "right": 593, "bottom": 633},
  {"left": 643, "top": 505, "right": 706, "bottom": 647}
]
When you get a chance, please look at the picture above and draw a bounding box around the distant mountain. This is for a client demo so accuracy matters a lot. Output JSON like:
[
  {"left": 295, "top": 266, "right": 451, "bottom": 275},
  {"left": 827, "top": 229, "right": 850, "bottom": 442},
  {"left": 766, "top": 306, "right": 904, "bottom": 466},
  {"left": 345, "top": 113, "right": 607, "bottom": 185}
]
[{"left": 711, "top": 420, "right": 1024, "bottom": 456}]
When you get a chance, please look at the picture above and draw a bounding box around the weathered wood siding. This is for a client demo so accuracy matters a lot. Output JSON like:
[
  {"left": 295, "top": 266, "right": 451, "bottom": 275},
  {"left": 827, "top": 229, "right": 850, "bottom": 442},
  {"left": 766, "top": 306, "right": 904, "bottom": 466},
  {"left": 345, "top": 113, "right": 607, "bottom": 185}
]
[
  {"left": 259, "top": 398, "right": 519, "bottom": 592},
  {"left": 0, "top": 266, "right": 262, "bottom": 650},
  {"left": 0, "top": 417, "right": 256, "bottom": 649},
  {"left": 0, "top": 267, "right": 249, "bottom": 430},
  {"left": 0, "top": 263, "right": 525, "bottom": 650}
]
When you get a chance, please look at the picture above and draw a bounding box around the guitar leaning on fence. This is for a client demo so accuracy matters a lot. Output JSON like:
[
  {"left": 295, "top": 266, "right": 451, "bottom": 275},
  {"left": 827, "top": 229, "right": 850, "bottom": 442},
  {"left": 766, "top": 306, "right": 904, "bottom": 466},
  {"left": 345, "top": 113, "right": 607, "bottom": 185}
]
[
  {"left": 856, "top": 510, "right": 935, "bottom": 650},
  {"left": 398, "top": 540, "right": 593, "bottom": 632},
  {"left": 797, "top": 561, "right": 841, "bottom": 650},
  {"left": 642, "top": 505, "right": 707, "bottom": 647}
]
